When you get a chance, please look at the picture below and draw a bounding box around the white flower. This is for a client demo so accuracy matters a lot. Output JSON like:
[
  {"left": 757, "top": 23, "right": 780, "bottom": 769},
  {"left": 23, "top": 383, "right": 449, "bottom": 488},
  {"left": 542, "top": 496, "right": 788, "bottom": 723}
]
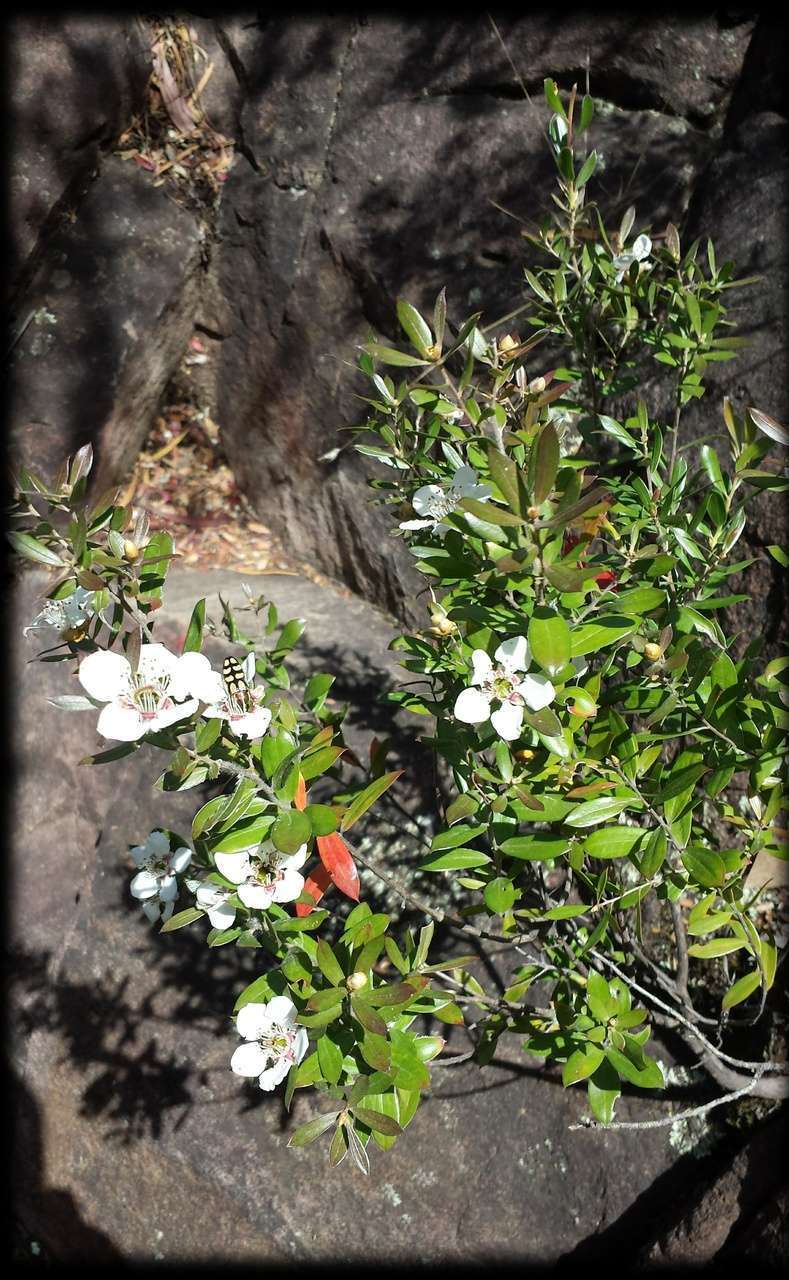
[
  {"left": 25, "top": 586, "right": 97, "bottom": 640},
  {"left": 78, "top": 642, "right": 202, "bottom": 741},
  {"left": 454, "top": 635, "right": 556, "bottom": 741},
  {"left": 129, "top": 830, "right": 192, "bottom": 924},
  {"left": 231, "top": 996, "right": 308, "bottom": 1091},
  {"left": 400, "top": 465, "right": 492, "bottom": 535},
  {"left": 177, "top": 650, "right": 272, "bottom": 740},
  {"left": 193, "top": 881, "right": 237, "bottom": 930},
  {"left": 612, "top": 233, "right": 652, "bottom": 283},
  {"left": 214, "top": 842, "right": 308, "bottom": 911}
]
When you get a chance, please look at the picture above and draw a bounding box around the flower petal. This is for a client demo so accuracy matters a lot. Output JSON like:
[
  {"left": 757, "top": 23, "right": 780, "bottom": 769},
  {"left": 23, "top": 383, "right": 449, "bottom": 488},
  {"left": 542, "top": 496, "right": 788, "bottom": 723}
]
[
  {"left": 130, "top": 870, "right": 159, "bottom": 899},
  {"left": 238, "top": 882, "right": 275, "bottom": 910},
  {"left": 231, "top": 1042, "right": 269, "bottom": 1077},
  {"left": 169, "top": 846, "right": 192, "bottom": 874},
  {"left": 147, "top": 830, "right": 171, "bottom": 857},
  {"left": 227, "top": 708, "right": 272, "bottom": 740},
  {"left": 399, "top": 518, "right": 433, "bottom": 530},
  {"left": 495, "top": 635, "right": 530, "bottom": 672},
  {"left": 454, "top": 686, "right": 491, "bottom": 724},
  {"left": 490, "top": 701, "right": 524, "bottom": 741},
  {"left": 96, "top": 701, "right": 145, "bottom": 742},
  {"left": 236, "top": 1003, "right": 274, "bottom": 1041},
  {"left": 266, "top": 996, "right": 298, "bottom": 1025},
  {"left": 214, "top": 852, "right": 250, "bottom": 884},
  {"left": 282, "top": 845, "right": 308, "bottom": 872},
  {"left": 158, "top": 875, "right": 178, "bottom": 902},
  {"left": 142, "top": 899, "right": 161, "bottom": 923},
  {"left": 136, "top": 643, "right": 179, "bottom": 685},
  {"left": 470, "top": 650, "right": 493, "bottom": 685},
  {"left": 632, "top": 233, "right": 652, "bottom": 261},
  {"left": 518, "top": 672, "right": 556, "bottom": 711},
  {"left": 243, "top": 652, "right": 256, "bottom": 682},
  {"left": 171, "top": 651, "right": 220, "bottom": 702},
  {"left": 412, "top": 484, "right": 444, "bottom": 517},
  {"left": 450, "top": 465, "right": 479, "bottom": 492},
  {"left": 293, "top": 1027, "right": 309, "bottom": 1063},
  {"left": 151, "top": 699, "right": 198, "bottom": 732},
  {"left": 257, "top": 1059, "right": 291, "bottom": 1091},
  {"left": 79, "top": 650, "right": 131, "bottom": 702},
  {"left": 207, "top": 901, "right": 236, "bottom": 929},
  {"left": 272, "top": 869, "right": 304, "bottom": 904}
]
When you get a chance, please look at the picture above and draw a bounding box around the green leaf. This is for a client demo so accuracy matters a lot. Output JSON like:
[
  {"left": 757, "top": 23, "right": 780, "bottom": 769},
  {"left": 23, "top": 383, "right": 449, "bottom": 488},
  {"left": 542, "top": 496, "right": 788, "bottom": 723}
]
[
  {"left": 183, "top": 598, "right": 206, "bottom": 653},
  {"left": 271, "top": 810, "right": 312, "bottom": 854},
  {"left": 287, "top": 1111, "right": 340, "bottom": 1147},
  {"left": 681, "top": 846, "right": 726, "bottom": 889},
  {"left": 419, "top": 848, "right": 492, "bottom": 871},
  {"left": 583, "top": 827, "right": 646, "bottom": 860},
  {"left": 397, "top": 299, "right": 433, "bottom": 354},
  {"left": 341, "top": 770, "right": 403, "bottom": 832},
  {"left": 431, "top": 823, "right": 487, "bottom": 852},
  {"left": 563, "top": 1045, "right": 605, "bottom": 1086},
  {"left": 487, "top": 446, "right": 526, "bottom": 516},
  {"left": 609, "top": 587, "right": 665, "bottom": 615},
  {"left": 531, "top": 423, "right": 560, "bottom": 504},
  {"left": 364, "top": 341, "right": 428, "bottom": 367},
  {"left": 528, "top": 607, "right": 571, "bottom": 677},
  {"left": 7, "top": 531, "right": 64, "bottom": 567},
  {"left": 687, "top": 937, "right": 746, "bottom": 958},
  {"left": 500, "top": 834, "right": 569, "bottom": 861},
  {"left": 353, "top": 1106, "right": 403, "bottom": 1137},
  {"left": 317, "top": 1033, "right": 344, "bottom": 1085},
  {"left": 445, "top": 794, "right": 480, "bottom": 825},
  {"left": 305, "top": 804, "right": 338, "bottom": 836},
  {"left": 576, "top": 149, "right": 597, "bottom": 188},
  {"left": 316, "top": 939, "right": 346, "bottom": 986},
  {"left": 160, "top": 906, "right": 204, "bottom": 932},
  {"left": 484, "top": 877, "right": 517, "bottom": 913},
  {"left": 570, "top": 616, "right": 637, "bottom": 657},
  {"left": 459, "top": 497, "right": 524, "bottom": 527},
  {"left": 564, "top": 798, "right": 633, "bottom": 828},
  {"left": 721, "top": 970, "right": 761, "bottom": 1011}
]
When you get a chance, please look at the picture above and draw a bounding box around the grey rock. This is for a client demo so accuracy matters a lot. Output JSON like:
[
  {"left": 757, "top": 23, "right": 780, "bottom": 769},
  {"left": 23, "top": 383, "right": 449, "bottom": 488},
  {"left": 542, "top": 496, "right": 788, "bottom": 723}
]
[
  {"left": 7, "top": 15, "right": 150, "bottom": 300},
  {"left": 9, "top": 154, "right": 204, "bottom": 491}
]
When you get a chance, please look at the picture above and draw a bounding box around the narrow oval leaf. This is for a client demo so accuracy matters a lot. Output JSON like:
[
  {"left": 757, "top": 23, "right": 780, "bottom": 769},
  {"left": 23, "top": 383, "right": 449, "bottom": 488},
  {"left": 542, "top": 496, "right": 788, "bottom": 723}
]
[
  {"left": 341, "top": 770, "right": 403, "bottom": 832},
  {"left": 531, "top": 423, "right": 560, "bottom": 504},
  {"left": 317, "top": 833, "right": 360, "bottom": 901},
  {"left": 528, "top": 607, "right": 571, "bottom": 676}
]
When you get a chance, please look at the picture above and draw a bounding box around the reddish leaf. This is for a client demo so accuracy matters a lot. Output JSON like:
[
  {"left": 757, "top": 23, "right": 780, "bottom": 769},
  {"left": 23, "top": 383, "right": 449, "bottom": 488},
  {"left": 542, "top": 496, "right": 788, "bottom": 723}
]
[
  {"left": 295, "top": 863, "right": 333, "bottom": 917},
  {"left": 317, "top": 833, "right": 360, "bottom": 902},
  {"left": 294, "top": 774, "right": 307, "bottom": 811}
]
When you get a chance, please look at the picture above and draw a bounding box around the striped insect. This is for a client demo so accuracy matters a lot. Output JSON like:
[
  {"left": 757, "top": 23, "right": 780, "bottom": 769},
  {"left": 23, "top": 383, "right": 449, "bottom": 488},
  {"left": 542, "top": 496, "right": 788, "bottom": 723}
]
[{"left": 222, "top": 654, "right": 255, "bottom": 715}]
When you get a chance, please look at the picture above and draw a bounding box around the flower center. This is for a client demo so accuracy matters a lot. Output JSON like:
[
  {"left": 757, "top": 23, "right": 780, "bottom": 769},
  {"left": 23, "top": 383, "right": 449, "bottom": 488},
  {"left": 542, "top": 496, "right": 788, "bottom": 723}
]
[
  {"left": 129, "top": 674, "right": 172, "bottom": 715},
  {"left": 487, "top": 667, "right": 521, "bottom": 702},
  {"left": 430, "top": 491, "right": 459, "bottom": 520},
  {"left": 259, "top": 1023, "right": 295, "bottom": 1059},
  {"left": 250, "top": 853, "right": 284, "bottom": 887}
]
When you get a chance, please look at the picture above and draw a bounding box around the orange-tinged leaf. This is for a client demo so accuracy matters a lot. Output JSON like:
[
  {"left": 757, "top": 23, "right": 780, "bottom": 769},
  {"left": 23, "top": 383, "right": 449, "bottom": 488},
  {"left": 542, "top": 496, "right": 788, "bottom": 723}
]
[
  {"left": 317, "top": 833, "right": 360, "bottom": 901},
  {"left": 296, "top": 863, "right": 333, "bottom": 916},
  {"left": 294, "top": 774, "right": 307, "bottom": 811}
]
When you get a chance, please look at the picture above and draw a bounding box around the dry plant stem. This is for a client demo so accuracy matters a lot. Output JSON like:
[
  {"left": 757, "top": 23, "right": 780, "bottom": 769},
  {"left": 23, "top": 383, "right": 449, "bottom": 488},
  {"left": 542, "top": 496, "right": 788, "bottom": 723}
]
[{"left": 569, "top": 1066, "right": 767, "bottom": 1131}]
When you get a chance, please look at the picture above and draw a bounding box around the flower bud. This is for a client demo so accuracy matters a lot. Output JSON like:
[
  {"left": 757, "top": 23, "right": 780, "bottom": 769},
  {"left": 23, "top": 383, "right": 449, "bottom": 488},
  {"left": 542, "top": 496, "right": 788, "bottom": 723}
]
[
  {"left": 644, "top": 642, "right": 662, "bottom": 662},
  {"left": 527, "top": 506, "right": 542, "bottom": 519},
  {"left": 123, "top": 540, "right": 139, "bottom": 562},
  {"left": 515, "top": 748, "right": 536, "bottom": 761},
  {"left": 62, "top": 625, "right": 87, "bottom": 644},
  {"left": 346, "top": 971, "right": 368, "bottom": 993},
  {"left": 498, "top": 333, "right": 518, "bottom": 354},
  {"left": 529, "top": 376, "right": 546, "bottom": 395},
  {"left": 429, "top": 612, "right": 456, "bottom": 636}
]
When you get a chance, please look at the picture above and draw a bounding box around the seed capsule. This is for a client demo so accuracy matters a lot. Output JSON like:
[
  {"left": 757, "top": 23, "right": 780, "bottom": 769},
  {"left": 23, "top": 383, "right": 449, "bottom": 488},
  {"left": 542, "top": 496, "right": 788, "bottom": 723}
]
[
  {"left": 644, "top": 642, "right": 662, "bottom": 661},
  {"left": 123, "top": 540, "right": 139, "bottom": 562}
]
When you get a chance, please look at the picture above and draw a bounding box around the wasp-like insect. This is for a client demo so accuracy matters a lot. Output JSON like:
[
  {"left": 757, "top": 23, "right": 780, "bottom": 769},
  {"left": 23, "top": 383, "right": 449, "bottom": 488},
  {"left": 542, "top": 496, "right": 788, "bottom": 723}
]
[{"left": 222, "top": 655, "right": 253, "bottom": 714}]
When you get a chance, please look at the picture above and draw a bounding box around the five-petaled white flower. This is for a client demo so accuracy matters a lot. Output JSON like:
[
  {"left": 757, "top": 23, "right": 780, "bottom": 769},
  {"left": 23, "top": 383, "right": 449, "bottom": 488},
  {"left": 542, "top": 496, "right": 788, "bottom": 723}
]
[
  {"left": 214, "top": 842, "right": 308, "bottom": 911},
  {"left": 130, "top": 830, "right": 192, "bottom": 924},
  {"left": 25, "top": 586, "right": 97, "bottom": 640},
  {"left": 177, "top": 651, "right": 272, "bottom": 740},
  {"left": 454, "top": 635, "right": 556, "bottom": 741},
  {"left": 78, "top": 642, "right": 201, "bottom": 741},
  {"left": 231, "top": 996, "right": 308, "bottom": 1091},
  {"left": 400, "top": 465, "right": 492, "bottom": 536},
  {"left": 612, "top": 233, "right": 652, "bottom": 283},
  {"left": 187, "top": 879, "right": 237, "bottom": 930}
]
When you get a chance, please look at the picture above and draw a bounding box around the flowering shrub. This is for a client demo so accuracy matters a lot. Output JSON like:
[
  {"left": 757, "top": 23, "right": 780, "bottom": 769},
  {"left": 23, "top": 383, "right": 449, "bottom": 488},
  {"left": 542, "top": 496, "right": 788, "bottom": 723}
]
[{"left": 9, "top": 81, "right": 789, "bottom": 1171}]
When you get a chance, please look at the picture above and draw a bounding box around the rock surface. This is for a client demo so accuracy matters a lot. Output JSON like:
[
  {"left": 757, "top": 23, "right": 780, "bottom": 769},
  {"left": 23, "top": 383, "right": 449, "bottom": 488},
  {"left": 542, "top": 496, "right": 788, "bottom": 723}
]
[
  {"left": 212, "top": 13, "right": 762, "bottom": 621},
  {"left": 10, "top": 565, "right": 683, "bottom": 1264}
]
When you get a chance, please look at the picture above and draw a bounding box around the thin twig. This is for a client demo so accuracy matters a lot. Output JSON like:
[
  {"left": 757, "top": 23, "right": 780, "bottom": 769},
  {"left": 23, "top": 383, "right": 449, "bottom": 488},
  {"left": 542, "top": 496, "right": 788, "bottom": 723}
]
[{"left": 569, "top": 1066, "right": 766, "bottom": 1131}]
